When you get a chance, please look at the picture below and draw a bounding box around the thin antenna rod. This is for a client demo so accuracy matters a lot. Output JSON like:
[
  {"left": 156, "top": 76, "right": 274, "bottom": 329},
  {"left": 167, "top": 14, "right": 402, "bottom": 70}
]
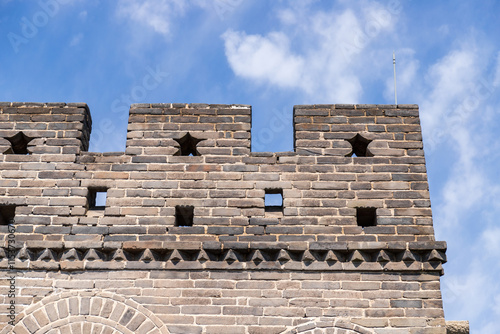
[{"left": 393, "top": 51, "right": 397, "bottom": 105}]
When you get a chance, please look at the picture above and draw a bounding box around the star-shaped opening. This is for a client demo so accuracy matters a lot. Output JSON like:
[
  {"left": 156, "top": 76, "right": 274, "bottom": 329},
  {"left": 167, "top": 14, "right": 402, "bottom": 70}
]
[
  {"left": 4, "top": 132, "right": 34, "bottom": 154},
  {"left": 174, "top": 132, "right": 205, "bottom": 156},
  {"left": 345, "top": 134, "right": 372, "bottom": 157}
]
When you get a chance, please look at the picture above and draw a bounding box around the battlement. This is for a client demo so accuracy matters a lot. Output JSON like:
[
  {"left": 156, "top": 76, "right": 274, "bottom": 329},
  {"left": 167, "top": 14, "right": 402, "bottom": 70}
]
[
  {"left": 0, "top": 102, "right": 434, "bottom": 246},
  {"left": 127, "top": 103, "right": 252, "bottom": 156},
  {"left": 0, "top": 102, "right": 423, "bottom": 158},
  {"left": 293, "top": 104, "right": 422, "bottom": 158},
  {"left": 0, "top": 102, "right": 91, "bottom": 154},
  {"left": 0, "top": 102, "right": 455, "bottom": 334}
]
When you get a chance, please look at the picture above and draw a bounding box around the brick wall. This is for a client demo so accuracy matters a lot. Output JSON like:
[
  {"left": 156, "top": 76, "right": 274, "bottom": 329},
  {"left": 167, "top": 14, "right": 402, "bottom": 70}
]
[
  {"left": 2, "top": 271, "right": 445, "bottom": 334},
  {"left": 0, "top": 102, "right": 451, "bottom": 333}
]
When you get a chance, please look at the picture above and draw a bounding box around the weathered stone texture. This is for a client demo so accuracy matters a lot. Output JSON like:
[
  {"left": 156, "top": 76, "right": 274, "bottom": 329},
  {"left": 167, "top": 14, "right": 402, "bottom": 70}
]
[
  {"left": 445, "top": 321, "right": 469, "bottom": 334},
  {"left": 0, "top": 103, "right": 459, "bottom": 333}
]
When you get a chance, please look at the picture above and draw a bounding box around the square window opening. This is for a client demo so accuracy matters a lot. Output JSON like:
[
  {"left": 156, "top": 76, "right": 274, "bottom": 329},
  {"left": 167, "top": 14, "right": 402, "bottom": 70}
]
[
  {"left": 265, "top": 189, "right": 283, "bottom": 214},
  {"left": 175, "top": 205, "right": 194, "bottom": 227},
  {"left": 88, "top": 188, "right": 107, "bottom": 210},
  {"left": 0, "top": 205, "right": 16, "bottom": 225},
  {"left": 356, "top": 207, "right": 377, "bottom": 227}
]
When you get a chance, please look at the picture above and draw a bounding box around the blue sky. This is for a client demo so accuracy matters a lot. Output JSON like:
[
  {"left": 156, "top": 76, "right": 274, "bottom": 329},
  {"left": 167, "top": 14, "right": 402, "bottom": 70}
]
[{"left": 2, "top": 0, "right": 500, "bottom": 331}]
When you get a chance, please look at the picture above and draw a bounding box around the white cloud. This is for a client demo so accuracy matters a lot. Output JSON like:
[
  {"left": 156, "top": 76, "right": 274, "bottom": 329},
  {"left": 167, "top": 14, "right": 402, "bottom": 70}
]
[
  {"left": 442, "top": 229, "right": 500, "bottom": 333},
  {"left": 442, "top": 265, "right": 489, "bottom": 321},
  {"left": 418, "top": 41, "right": 498, "bottom": 233},
  {"left": 78, "top": 10, "right": 87, "bottom": 21},
  {"left": 359, "top": 0, "right": 394, "bottom": 31},
  {"left": 420, "top": 47, "right": 480, "bottom": 140},
  {"left": 222, "top": 1, "right": 401, "bottom": 102},
  {"left": 421, "top": 48, "right": 485, "bottom": 230},
  {"left": 115, "top": 0, "right": 239, "bottom": 39},
  {"left": 222, "top": 30, "right": 304, "bottom": 88},
  {"left": 494, "top": 51, "right": 500, "bottom": 87},
  {"left": 116, "top": 0, "right": 188, "bottom": 36},
  {"left": 438, "top": 159, "right": 484, "bottom": 228},
  {"left": 481, "top": 227, "right": 500, "bottom": 254},
  {"left": 438, "top": 24, "right": 450, "bottom": 36},
  {"left": 480, "top": 323, "right": 500, "bottom": 334},
  {"left": 276, "top": 8, "right": 297, "bottom": 25},
  {"left": 419, "top": 39, "right": 500, "bottom": 332},
  {"left": 494, "top": 294, "right": 500, "bottom": 317},
  {"left": 70, "top": 33, "right": 83, "bottom": 47}
]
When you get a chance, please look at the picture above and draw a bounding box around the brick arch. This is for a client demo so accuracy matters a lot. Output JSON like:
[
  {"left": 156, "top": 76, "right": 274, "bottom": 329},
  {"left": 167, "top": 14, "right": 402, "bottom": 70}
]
[
  {"left": 1, "top": 291, "right": 169, "bottom": 334},
  {"left": 281, "top": 319, "right": 374, "bottom": 334}
]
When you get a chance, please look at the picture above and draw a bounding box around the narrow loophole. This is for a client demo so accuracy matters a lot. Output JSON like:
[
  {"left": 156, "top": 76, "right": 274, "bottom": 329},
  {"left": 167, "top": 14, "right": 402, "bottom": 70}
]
[
  {"left": 175, "top": 205, "right": 194, "bottom": 226},
  {"left": 265, "top": 189, "right": 283, "bottom": 215},
  {"left": 88, "top": 188, "right": 107, "bottom": 210},
  {"left": 0, "top": 205, "right": 16, "bottom": 225},
  {"left": 356, "top": 207, "right": 377, "bottom": 227}
]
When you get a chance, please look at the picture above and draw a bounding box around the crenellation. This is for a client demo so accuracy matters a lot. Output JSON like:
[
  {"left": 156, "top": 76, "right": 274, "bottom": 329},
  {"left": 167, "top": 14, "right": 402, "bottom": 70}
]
[{"left": 0, "top": 102, "right": 467, "bottom": 333}]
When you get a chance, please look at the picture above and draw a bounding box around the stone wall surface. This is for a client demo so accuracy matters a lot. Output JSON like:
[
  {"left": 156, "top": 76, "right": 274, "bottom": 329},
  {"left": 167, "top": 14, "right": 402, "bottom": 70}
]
[
  {"left": 445, "top": 321, "right": 469, "bottom": 334},
  {"left": 0, "top": 103, "right": 454, "bottom": 333}
]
